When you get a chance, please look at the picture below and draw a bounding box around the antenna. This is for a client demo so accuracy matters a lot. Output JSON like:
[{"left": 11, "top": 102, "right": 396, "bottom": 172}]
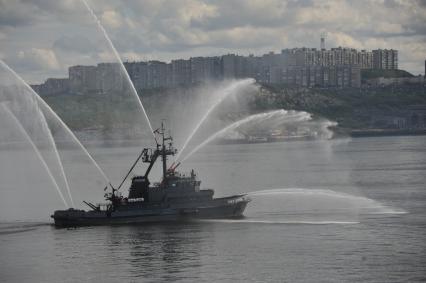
[{"left": 320, "top": 32, "right": 327, "bottom": 50}]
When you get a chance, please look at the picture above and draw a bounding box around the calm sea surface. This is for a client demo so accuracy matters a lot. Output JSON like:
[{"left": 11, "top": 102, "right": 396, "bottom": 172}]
[{"left": 1, "top": 136, "right": 425, "bottom": 282}]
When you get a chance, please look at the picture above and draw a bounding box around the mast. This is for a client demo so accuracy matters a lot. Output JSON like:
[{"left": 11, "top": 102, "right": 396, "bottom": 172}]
[
  {"left": 158, "top": 121, "right": 175, "bottom": 183},
  {"left": 162, "top": 122, "right": 167, "bottom": 180},
  {"left": 114, "top": 122, "right": 176, "bottom": 195}
]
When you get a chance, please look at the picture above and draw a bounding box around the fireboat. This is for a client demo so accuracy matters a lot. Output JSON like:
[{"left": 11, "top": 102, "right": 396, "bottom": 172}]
[{"left": 52, "top": 123, "right": 250, "bottom": 227}]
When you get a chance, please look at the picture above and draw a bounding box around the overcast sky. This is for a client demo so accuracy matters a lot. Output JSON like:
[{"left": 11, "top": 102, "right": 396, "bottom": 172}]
[{"left": 1, "top": 0, "right": 425, "bottom": 84}]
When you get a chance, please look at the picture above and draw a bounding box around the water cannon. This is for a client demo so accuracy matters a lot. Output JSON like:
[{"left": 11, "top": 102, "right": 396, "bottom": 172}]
[
  {"left": 173, "top": 162, "right": 181, "bottom": 170},
  {"left": 168, "top": 162, "right": 181, "bottom": 172}
]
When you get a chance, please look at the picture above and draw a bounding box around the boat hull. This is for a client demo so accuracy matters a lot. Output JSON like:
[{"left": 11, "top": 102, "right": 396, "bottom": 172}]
[{"left": 52, "top": 196, "right": 249, "bottom": 228}]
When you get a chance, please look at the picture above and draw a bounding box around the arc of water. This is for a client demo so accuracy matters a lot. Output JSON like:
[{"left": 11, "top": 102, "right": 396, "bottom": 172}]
[
  {"left": 180, "top": 110, "right": 314, "bottom": 162},
  {"left": 80, "top": 0, "right": 155, "bottom": 139},
  {"left": 175, "top": 78, "right": 255, "bottom": 161},
  {"left": 0, "top": 104, "right": 69, "bottom": 208},
  {"left": 180, "top": 110, "right": 286, "bottom": 162},
  {"left": 245, "top": 188, "right": 407, "bottom": 215},
  {"left": 0, "top": 60, "right": 112, "bottom": 188},
  {"left": 33, "top": 97, "right": 75, "bottom": 207}
]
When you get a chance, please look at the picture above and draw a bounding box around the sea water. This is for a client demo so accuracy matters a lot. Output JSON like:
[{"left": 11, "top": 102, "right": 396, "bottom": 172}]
[{"left": 0, "top": 135, "right": 425, "bottom": 282}]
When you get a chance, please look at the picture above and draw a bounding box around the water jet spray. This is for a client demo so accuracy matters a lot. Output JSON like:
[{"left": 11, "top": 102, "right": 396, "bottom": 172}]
[
  {"left": 80, "top": 0, "right": 155, "bottom": 140},
  {"left": 0, "top": 60, "right": 112, "bottom": 189},
  {"left": 175, "top": 78, "right": 255, "bottom": 160},
  {"left": 179, "top": 109, "right": 312, "bottom": 163},
  {"left": 0, "top": 104, "right": 69, "bottom": 208}
]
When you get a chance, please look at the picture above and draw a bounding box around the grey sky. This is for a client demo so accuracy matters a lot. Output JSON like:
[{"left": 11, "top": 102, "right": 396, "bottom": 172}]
[{"left": 1, "top": 0, "right": 425, "bottom": 84}]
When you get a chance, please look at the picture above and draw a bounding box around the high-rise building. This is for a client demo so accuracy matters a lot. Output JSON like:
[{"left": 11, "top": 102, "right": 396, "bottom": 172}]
[
  {"left": 33, "top": 46, "right": 398, "bottom": 95},
  {"left": 171, "top": 59, "right": 191, "bottom": 86},
  {"left": 372, "top": 49, "right": 398, "bottom": 70},
  {"left": 68, "top": 65, "right": 98, "bottom": 92},
  {"left": 190, "top": 56, "right": 221, "bottom": 83},
  {"left": 280, "top": 47, "right": 373, "bottom": 69},
  {"left": 97, "top": 63, "right": 124, "bottom": 92},
  {"left": 146, "top": 61, "right": 168, "bottom": 88},
  {"left": 124, "top": 61, "right": 148, "bottom": 90},
  {"left": 32, "top": 78, "right": 70, "bottom": 96}
]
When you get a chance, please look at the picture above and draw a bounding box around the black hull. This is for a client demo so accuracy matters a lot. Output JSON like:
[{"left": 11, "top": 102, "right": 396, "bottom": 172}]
[{"left": 52, "top": 196, "right": 249, "bottom": 228}]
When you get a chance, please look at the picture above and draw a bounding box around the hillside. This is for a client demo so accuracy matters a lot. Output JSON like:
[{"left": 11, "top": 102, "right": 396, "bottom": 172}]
[
  {"left": 361, "top": 69, "right": 414, "bottom": 80},
  {"left": 253, "top": 84, "right": 426, "bottom": 131},
  {"left": 43, "top": 83, "right": 426, "bottom": 135}
]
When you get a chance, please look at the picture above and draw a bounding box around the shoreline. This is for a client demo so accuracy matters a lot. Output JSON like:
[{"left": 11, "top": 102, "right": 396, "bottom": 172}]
[{"left": 350, "top": 128, "right": 426, "bottom": 138}]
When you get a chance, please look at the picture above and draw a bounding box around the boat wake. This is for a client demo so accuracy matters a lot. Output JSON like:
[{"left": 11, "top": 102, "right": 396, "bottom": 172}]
[
  {"left": 198, "top": 219, "right": 359, "bottom": 225},
  {"left": 0, "top": 222, "right": 49, "bottom": 235}
]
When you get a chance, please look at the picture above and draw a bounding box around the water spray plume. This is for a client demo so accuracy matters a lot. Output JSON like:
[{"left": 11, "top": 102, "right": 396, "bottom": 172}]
[
  {"left": 80, "top": 0, "right": 155, "bottom": 140},
  {"left": 1, "top": 65, "right": 74, "bottom": 206},
  {"left": 247, "top": 188, "right": 407, "bottom": 215},
  {"left": 0, "top": 60, "right": 112, "bottom": 188},
  {"left": 179, "top": 110, "right": 311, "bottom": 162},
  {"left": 33, "top": 102, "right": 75, "bottom": 207},
  {"left": 0, "top": 104, "right": 69, "bottom": 208},
  {"left": 175, "top": 78, "right": 255, "bottom": 160}
]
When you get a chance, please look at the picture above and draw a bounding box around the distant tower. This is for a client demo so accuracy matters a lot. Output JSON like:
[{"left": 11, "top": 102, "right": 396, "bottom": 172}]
[{"left": 320, "top": 32, "right": 327, "bottom": 50}]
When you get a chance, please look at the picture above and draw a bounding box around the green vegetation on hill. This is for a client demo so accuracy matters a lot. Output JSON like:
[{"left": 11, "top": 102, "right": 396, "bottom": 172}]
[
  {"left": 361, "top": 69, "right": 414, "bottom": 80},
  {"left": 43, "top": 92, "right": 140, "bottom": 131},
  {"left": 253, "top": 84, "right": 426, "bottom": 130},
  {"left": 43, "top": 83, "right": 426, "bottom": 134}
]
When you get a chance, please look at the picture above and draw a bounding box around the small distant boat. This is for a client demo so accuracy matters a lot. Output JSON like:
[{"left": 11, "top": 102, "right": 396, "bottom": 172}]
[
  {"left": 217, "top": 132, "right": 314, "bottom": 145},
  {"left": 52, "top": 123, "right": 250, "bottom": 227},
  {"left": 248, "top": 136, "right": 268, "bottom": 143}
]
